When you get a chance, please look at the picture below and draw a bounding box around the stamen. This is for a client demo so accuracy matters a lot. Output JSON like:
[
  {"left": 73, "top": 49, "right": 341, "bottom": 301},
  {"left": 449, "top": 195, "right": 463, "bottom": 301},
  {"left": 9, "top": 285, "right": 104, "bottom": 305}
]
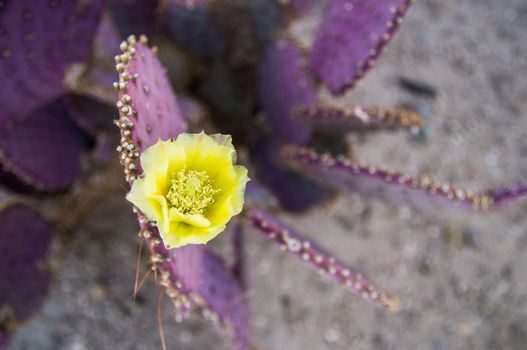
[{"left": 167, "top": 168, "right": 219, "bottom": 214}]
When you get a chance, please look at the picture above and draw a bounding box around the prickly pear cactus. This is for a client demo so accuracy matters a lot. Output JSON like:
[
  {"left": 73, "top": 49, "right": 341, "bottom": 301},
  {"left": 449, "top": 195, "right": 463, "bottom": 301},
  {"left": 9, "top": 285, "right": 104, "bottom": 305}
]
[
  {"left": 1, "top": 1, "right": 526, "bottom": 348},
  {"left": 114, "top": 35, "right": 250, "bottom": 350}
]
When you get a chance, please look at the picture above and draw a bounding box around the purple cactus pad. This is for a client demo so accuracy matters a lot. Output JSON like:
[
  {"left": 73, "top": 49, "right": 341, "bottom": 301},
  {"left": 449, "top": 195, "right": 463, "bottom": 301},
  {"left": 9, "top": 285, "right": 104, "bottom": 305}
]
[
  {"left": 0, "top": 203, "right": 51, "bottom": 323},
  {"left": 258, "top": 37, "right": 315, "bottom": 145},
  {"left": 310, "top": 0, "right": 413, "bottom": 94},
  {"left": 254, "top": 38, "right": 332, "bottom": 211},
  {"left": 294, "top": 103, "right": 423, "bottom": 132},
  {"left": 283, "top": 146, "right": 510, "bottom": 212},
  {"left": 136, "top": 223, "right": 252, "bottom": 350},
  {"left": 117, "top": 41, "right": 186, "bottom": 150},
  {"left": 485, "top": 181, "right": 527, "bottom": 209},
  {"left": 0, "top": 100, "right": 90, "bottom": 191},
  {"left": 167, "top": 245, "right": 250, "bottom": 349},
  {"left": 0, "top": 0, "right": 103, "bottom": 124},
  {"left": 248, "top": 208, "right": 400, "bottom": 311}
]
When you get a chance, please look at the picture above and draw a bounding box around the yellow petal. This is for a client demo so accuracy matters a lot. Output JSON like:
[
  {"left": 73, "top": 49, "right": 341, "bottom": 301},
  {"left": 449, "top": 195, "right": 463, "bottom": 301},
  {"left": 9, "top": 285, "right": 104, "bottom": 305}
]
[
  {"left": 176, "top": 223, "right": 225, "bottom": 247},
  {"left": 169, "top": 208, "right": 211, "bottom": 227},
  {"left": 139, "top": 140, "right": 169, "bottom": 177},
  {"left": 126, "top": 178, "right": 163, "bottom": 222},
  {"left": 160, "top": 222, "right": 225, "bottom": 249},
  {"left": 126, "top": 133, "right": 249, "bottom": 249},
  {"left": 231, "top": 165, "right": 250, "bottom": 214},
  {"left": 178, "top": 132, "right": 233, "bottom": 177}
]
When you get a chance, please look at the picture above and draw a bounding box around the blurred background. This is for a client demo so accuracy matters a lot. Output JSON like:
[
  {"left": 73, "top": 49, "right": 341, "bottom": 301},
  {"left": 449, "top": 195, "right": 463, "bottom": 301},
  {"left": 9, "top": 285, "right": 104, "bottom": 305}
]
[{"left": 5, "top": 0, "right": 527, "bottom": 349}]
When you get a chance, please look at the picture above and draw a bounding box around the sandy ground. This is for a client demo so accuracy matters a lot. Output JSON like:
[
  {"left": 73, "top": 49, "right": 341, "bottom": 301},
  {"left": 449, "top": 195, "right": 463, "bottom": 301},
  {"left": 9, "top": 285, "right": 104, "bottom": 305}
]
[{"left": 9, "top": 0, "right": 527, "bottom": 349}]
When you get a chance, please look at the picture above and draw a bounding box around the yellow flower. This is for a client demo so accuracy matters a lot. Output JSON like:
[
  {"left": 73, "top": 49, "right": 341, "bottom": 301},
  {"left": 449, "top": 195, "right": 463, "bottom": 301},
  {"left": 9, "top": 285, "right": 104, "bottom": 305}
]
[{"left": 126, "top": 132, "right": 249, "bottom": 249}]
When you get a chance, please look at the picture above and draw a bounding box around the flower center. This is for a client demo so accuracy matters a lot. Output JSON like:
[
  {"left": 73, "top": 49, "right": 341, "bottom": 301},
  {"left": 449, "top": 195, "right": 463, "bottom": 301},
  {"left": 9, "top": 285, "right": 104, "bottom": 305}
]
[{"left": 167, "top": 168, "right": 219, "bottom": 215}]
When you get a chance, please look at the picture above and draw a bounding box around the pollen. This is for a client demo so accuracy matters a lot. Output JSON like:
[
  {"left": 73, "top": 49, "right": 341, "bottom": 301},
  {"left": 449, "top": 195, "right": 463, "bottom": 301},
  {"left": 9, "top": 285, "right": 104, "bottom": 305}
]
[{"left": 167, "top": 168, "right": 219, "bottom": 215}]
